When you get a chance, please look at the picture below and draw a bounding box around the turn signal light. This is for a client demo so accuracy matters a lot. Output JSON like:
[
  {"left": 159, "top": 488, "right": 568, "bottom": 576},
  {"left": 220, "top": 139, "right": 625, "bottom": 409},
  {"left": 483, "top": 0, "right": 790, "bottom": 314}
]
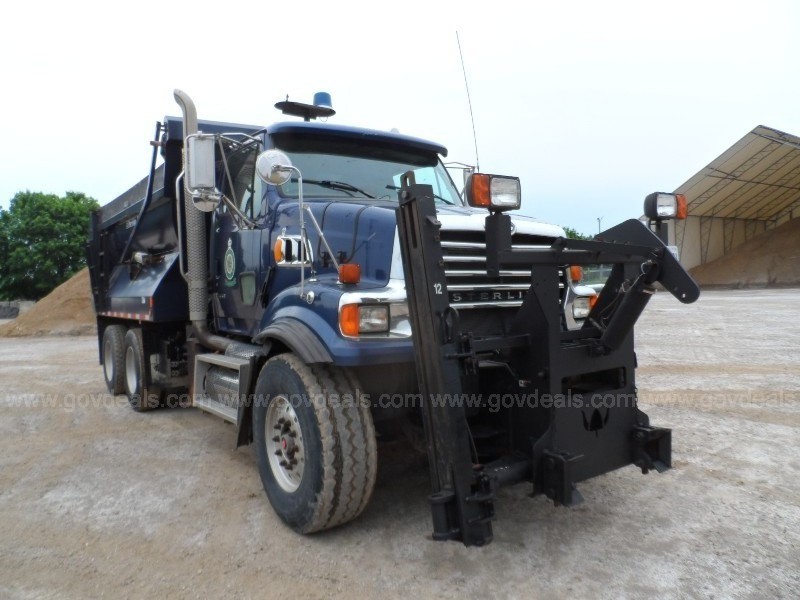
[
  {"left": 339, "top": 263, "right": 361, "bottom": 284},
  {"left": 273, "top": 239, "right": 284, "bottom": 262},
  {"left": 340, "top": 304, "right": 360, "bottom": 336},
  {"left": 569, "top": 265, "right": 583, "bottom": 283},
  {"left": 675, "top": 194, "right": 688, "bottom": 219},
  {"left": 467, "top": 174, "right": 491, "bottom": 208}
]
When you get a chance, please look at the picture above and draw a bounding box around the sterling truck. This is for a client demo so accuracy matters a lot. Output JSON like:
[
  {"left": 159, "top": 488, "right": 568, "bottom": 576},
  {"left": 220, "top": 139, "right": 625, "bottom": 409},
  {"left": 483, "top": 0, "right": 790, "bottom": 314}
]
[{"left": 86, "top": 90, "right": 698, "bottom": 546}]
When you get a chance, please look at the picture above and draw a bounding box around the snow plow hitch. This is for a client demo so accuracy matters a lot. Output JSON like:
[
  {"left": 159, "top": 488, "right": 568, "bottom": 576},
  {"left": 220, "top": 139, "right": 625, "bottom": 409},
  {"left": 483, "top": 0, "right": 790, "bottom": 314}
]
[{"left": 396, "top": 176, "right": 698, "bottom": 546}]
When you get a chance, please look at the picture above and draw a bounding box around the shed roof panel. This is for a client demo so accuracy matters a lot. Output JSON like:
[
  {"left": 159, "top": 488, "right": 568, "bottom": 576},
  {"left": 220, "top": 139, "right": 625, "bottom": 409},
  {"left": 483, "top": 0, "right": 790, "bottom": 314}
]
[{"left": 675, "top": 125, "right": 800, "bottom": 221}]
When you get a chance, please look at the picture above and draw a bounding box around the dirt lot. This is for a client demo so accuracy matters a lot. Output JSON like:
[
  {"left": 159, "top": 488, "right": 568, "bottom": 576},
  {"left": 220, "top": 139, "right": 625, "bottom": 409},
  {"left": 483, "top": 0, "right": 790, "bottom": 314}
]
[{"left": 1, "top": 289, "right": 798, "bottom": 599}]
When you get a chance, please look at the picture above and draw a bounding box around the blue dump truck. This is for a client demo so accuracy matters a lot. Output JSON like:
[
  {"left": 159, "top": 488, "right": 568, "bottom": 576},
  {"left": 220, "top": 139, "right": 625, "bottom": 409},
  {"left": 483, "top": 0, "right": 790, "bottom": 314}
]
[{"left": 86, "top": 90, "right": 698, "bottom": 545}]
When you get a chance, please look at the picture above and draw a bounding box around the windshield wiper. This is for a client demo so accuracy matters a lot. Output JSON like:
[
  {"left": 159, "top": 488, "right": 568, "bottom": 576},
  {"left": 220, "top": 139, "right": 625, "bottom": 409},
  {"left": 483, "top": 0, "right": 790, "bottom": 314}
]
[
  {"left": 385, "top": 184, "right": 456, "bottom": 205},
  {"left": 291, "top": 178, "right": 376, "bottom": 199}
]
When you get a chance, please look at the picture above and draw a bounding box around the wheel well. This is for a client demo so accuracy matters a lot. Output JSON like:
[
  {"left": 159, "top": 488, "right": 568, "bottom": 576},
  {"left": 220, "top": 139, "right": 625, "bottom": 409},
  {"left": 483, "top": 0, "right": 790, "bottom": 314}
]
[{"left": 253, "top": 319, "right": 333, "bottom": 364}]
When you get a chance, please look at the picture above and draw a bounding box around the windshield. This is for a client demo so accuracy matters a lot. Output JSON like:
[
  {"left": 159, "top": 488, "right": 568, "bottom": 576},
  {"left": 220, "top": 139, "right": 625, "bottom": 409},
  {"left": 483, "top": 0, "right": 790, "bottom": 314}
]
[{"left": 272, "top": 149, "right": 463, "bottom": 205}]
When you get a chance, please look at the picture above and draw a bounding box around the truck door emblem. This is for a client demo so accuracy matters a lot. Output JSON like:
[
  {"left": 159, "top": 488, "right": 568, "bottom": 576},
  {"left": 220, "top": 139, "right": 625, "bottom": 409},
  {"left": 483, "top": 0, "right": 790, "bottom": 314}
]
[{"left": 224, "top": 238, "right": 236, "bottom": 286}]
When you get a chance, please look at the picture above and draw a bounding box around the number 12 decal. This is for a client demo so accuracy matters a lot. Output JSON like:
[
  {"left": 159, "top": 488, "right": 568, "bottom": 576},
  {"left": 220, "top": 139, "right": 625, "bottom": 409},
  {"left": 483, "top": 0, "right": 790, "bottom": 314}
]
[{"left": 433, "top": 283, "right": 443, "bottom": 295}]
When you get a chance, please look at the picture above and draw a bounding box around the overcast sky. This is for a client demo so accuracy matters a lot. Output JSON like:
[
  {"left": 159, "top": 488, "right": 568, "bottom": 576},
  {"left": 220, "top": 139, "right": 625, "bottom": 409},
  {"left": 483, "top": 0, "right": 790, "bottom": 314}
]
[{"left": 2, "top": 0, "right": 798, "bottom": 236}]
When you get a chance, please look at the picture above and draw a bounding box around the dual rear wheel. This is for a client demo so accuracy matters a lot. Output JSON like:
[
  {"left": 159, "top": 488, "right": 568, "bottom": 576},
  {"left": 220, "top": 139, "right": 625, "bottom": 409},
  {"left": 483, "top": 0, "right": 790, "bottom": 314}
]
[{"left": 102, "top": 325, "right": 159, "bottom": 411}]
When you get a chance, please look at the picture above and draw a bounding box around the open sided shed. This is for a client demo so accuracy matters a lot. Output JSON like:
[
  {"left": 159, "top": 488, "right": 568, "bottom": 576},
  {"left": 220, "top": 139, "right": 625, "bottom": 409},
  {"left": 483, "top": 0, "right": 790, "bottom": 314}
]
[{"left": 672, "top": 125, "right": 800, "bottom": 270}]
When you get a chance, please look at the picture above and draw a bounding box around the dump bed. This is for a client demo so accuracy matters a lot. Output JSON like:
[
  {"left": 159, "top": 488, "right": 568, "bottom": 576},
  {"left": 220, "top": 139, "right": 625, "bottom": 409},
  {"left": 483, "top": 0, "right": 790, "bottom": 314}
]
[{"left": 86, "top": 117, "right": 261, "bottom": 319}]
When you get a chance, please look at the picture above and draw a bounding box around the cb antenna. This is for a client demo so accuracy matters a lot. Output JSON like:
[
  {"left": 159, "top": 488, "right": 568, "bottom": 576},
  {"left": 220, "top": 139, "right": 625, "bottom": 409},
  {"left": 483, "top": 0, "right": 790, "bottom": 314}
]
[{"left": 456, "top": 31, "right": 480, "bottom": 172}]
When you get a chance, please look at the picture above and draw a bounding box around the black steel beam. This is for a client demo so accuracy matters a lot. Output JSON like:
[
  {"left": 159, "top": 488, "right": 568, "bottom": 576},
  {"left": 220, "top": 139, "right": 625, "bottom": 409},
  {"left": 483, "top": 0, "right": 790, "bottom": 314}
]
[{"left": 396, "top": 174, "right": 495, "bottom": 546}]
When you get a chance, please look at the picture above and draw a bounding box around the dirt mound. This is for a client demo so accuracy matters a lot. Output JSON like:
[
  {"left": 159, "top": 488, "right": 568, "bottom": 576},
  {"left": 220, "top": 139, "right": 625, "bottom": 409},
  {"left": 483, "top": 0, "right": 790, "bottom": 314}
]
[
  {"left": 690, "top": 218, "right": 800, "bottom": 287},
  {"left": 0, "top": 268, "right": 96, "bottom": 337}
]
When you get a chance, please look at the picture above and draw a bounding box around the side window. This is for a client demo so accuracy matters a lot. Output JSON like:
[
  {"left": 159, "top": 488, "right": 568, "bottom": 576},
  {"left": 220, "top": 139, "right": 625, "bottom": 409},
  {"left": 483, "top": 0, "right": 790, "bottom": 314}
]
[
  {"left": 233, "top": 153, "right": 256, "bottom": 220},
  {"left": 218, "top": 145, "right": 260, "bottom": 220},
  {"left": 252, "top": 175, "right": 267, "bottom": 218}
]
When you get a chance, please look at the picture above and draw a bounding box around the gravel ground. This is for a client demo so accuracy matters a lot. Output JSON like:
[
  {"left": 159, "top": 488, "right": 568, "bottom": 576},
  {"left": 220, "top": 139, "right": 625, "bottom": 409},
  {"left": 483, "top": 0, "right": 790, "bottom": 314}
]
[{"left": 0, "top": 289, "right": 798, "bottom": 599}]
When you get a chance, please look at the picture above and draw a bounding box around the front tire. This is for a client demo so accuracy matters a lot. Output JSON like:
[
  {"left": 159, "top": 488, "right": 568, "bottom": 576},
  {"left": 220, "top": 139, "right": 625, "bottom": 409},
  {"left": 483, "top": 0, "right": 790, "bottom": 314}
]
[
  {"left": 123, "top": 328, "right": 160, "bottom": 412},
  {"left": 102, "top": 325, "right": 126, "bottom": 395},
  {"left": 253, "top": 353, "right": 377, "bottom": 533}
]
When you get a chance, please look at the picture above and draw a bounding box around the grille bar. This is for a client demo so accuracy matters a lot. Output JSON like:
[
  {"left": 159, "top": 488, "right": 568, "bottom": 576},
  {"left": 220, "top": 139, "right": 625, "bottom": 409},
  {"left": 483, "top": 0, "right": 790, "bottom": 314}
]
[
  {"left": 447, "top": 283, "right": 533, "bottom": 291},
  {"left": 444, "top": 269, "right": 535, "bottom": 277},
  {"left": 439, "top": 228, "right": 564, "bottom": 310}
]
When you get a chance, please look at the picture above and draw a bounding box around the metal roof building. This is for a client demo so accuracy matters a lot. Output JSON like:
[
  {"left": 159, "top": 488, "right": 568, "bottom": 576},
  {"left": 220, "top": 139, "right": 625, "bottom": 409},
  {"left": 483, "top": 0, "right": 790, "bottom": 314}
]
[{"left": 671, "top": 125, "right": 800, "bottom": 270}]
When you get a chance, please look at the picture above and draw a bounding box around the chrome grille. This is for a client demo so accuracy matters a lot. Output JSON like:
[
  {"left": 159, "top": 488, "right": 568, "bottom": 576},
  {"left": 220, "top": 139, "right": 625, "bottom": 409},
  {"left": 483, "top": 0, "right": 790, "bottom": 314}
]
[{"left": 439, "top": 229, "right": 564, "bottom": 310}]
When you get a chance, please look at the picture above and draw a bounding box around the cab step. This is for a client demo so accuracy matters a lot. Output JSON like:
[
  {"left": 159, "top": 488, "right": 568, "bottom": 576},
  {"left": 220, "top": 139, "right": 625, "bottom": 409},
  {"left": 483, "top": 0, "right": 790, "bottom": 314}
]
[{"left": 192, "top": 352, "right": 254, "bottom": 425}]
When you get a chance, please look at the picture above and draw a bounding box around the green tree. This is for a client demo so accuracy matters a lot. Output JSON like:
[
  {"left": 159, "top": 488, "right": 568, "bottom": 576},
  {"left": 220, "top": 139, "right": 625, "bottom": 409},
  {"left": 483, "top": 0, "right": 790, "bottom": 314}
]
[
  {"left": 0, "top": 191, "right": 98, "bottom": 300},
  {"left": 562, "top": 226, "right": 592, "bottom": 240}
]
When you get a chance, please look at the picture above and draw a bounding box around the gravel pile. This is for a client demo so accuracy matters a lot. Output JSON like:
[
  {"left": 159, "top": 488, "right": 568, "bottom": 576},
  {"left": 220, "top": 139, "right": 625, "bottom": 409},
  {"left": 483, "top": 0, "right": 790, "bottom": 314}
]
[
  {"left": 690, "top": 218, "right": 800, "bottom": 287},
  {"left": 0, "top": 268, "right": 95, "bottom": 337}
]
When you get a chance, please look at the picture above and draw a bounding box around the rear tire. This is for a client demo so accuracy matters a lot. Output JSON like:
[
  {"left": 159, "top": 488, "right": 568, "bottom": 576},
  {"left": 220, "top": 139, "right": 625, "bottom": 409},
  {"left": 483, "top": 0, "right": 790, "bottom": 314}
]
[
  {"left": 102, "top": 325, "right": 126, "bottom": 395},
  {"left": 123, "top": 328, "right": 160, "bottom": 412},
  {"left": 253, "top": 353, "right": 377, "bottom": 533}
]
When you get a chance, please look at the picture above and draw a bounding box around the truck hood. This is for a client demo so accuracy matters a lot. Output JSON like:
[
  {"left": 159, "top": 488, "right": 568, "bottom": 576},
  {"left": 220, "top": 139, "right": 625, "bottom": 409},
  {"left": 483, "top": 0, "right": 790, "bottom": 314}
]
[
  {"left": 299, "top": 200, "right": 565, "bottom": 287},
  {"left": 435, "top": 205, "right": 566, "bottom": 238}
]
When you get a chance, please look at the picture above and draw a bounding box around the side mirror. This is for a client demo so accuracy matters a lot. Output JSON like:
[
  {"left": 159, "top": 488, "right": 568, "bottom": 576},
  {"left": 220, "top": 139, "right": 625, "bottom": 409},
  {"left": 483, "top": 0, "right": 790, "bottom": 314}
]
[
  {"left": 464, "top": 173, "right": 521, "bottom": 212},
  {"left": 185, "top": 133, "right": 219, "bottom": 212},
  {"left": 185, "top": 134, "right": 216, "bottom": 190},
  {"left": 256, "top": 149, "right": 294, "bottom": 185}
]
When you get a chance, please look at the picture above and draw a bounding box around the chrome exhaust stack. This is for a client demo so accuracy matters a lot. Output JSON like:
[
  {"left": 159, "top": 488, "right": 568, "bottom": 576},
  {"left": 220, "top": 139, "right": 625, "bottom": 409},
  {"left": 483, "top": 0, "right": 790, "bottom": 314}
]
[{"left": 173, "top": 89, "right": 230, "bottom": 352}]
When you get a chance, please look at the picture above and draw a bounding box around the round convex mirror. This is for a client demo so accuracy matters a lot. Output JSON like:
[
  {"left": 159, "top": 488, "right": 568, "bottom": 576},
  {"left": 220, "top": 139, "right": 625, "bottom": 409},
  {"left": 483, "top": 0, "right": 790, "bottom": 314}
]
[{"left": 256, "top": 150, "right": 293, "bottom": 185}]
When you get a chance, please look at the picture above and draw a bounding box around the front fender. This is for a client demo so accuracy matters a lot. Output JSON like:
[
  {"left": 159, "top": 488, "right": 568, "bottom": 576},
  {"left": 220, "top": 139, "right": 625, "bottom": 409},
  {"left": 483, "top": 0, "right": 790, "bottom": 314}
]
[
  {"left": 257, "top": 284, "right": 414, "bottom": 367},
  {"left": 253, "top": 317, "right": 333, "bottom": 364}
]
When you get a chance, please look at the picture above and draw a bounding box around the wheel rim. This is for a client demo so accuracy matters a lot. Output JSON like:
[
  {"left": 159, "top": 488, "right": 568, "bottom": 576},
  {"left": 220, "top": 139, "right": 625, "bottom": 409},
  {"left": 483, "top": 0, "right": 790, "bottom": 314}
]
[
  {"left": 125, "top": 346, "right": 138, "bottom": 395},
  {"left": 103, "top": 338, "right": 114, "bottom": 384},
  {"left": 265, "top": 395, "right": 306, "bottom": 493}
]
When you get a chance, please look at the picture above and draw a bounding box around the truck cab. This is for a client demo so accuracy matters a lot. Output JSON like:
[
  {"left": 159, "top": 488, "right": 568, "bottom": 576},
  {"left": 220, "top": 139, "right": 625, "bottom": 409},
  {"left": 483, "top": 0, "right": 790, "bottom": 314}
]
[{"left": 190, "top": 116, "right": 590, "bottom": 403}]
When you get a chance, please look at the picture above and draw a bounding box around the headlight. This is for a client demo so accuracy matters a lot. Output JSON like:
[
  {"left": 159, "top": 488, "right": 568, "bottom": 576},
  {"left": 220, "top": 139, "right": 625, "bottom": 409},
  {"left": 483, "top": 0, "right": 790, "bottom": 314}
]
[
  {"left": 357, "top": 306, "right": 389, "bottom": 332},
  {"left": 643, "top": 192, "right": 688, "bottom": 220},
  {"left": 464, "top": 174, "right": 521, "bottom": 212},
  {"left": 340, "top": 304, "right": 390, "bottom": 336},
  {"left": 572, "top": 296, "right": 592, "bottom": 320}
]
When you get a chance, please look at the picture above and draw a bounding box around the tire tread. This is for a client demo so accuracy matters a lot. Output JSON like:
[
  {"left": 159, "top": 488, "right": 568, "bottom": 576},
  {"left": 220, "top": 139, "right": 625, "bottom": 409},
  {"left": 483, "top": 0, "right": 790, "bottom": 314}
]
[{"left": 103, "top": 325, "right": 126, "bottom": 395}]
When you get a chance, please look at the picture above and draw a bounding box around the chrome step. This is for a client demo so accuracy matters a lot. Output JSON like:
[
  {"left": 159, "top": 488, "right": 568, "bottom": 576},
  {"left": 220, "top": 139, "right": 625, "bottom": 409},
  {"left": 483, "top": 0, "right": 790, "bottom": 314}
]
[
  {"left": 193, "top": 353, "right": 254, "bottom": 426},
  {"left": 194, "top": 395, "right": 238, "bottom": 423}
]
